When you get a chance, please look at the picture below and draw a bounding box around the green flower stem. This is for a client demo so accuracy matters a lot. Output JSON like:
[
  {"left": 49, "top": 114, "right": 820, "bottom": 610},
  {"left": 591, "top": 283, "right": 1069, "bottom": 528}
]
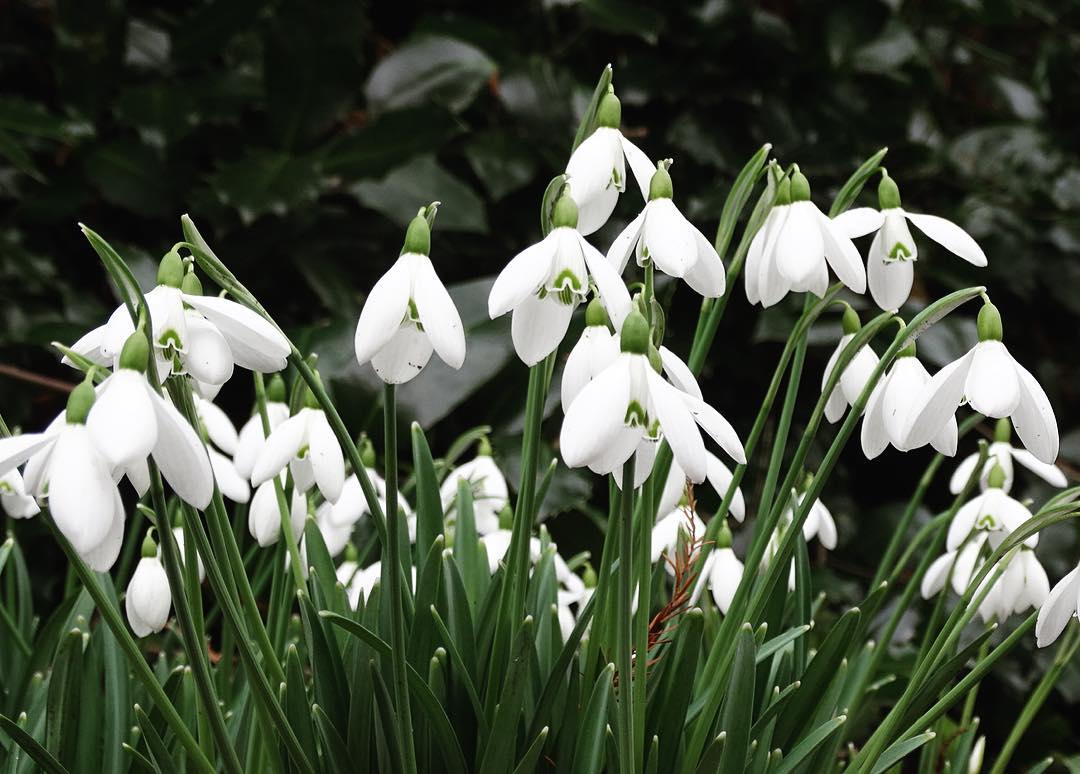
[
  {"left": 633, "top": 467, "right": 654, "bottom": 769},
  {"left": 959, "top": 625, "right": 995, "bottom": 729},
  {"left": 616, "top": 460, "right": 637, "bottom": 774},
  {"left": 384, "top": 384, "right": 417, "bottom": 774},
  {"left": 582, "top": 477, "right": 622, "bottom": 685},
  {"left": 990, "top": 623, "right": 1080, "bottom": 774},
  {"left": 148, "top": 464, "right": 243, "bottom": 774},
  {"left": 41, "top": 515, "right": 215, "bottom": 774}
]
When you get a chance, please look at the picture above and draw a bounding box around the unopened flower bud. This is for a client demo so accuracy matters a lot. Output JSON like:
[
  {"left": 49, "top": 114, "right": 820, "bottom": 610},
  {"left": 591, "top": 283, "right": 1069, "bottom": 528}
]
[
  {"left": 158, "top": 251, "right": 185, "bottom": 288},
  {"left": 976, "top": 301, "right": 1003, "bottom": 342},
  {"left": 878, "top": 170, "right": 902, "bottom": 210},
  {"left": 402, "top": 212, "right": 431, "bottom": 256},
  {"left": 620, "top": 310, "right": 650, "bottom": 355}
]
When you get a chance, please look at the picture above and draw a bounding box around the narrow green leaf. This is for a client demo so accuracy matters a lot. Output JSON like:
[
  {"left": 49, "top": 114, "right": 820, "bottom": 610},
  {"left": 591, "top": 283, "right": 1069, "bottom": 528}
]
[
  {"left": 429, "top": 605, "right": 488, "bottom": 734},
  {"left": 871, "top": 731, "right": 937, "bottom": 774},
  {"left": 756, "top": 625, "right": 812, "bottom": 665},
  {"left": 768, "top": 715, "right": 846, "bottom": 774},
  {"left": 511, "top": 727, "right": 549, "bottom": 774},
  {"left": 713, "top": 142, "right": 771, "bottom": 258},
  {"left": 452, "top": 479, "right": 486, "bottom": 612},
  {"left": 0, "top": 714, "right": 69, "bottom": 774},
  {"left": 313, "top": 704, "right": 354, "bottom": 774},
  {"left": 571, "top": 664, "right": 615, "bottom": 774},
  {"left": 539, "top": 174, "right": 567, "bottom": 237},
  {"left": 134, "top": 706, "right": 181, "bottom": 774},
  {"left": 828, "top": 147, "right": 888, "bottom": 217},
  {"left": 411, "top": 423, "right": 445, "bottom": 577},
  {"left": 408, "top": 537, "right": 445, "bottom": 668},
  {"left": 718, "top": 624, "right": 756, "bottom": 774},
  {"left": 478, "top": 616, "right": 535, "bottom": 774},
  {"left": 749, "top": 682, "right": 801, "bottom": 742},
  {"left": 571, "top": 64, "right": 613, "bottom": 153},
  {"left": 649, "top": 608, "right": 703, "bottom": 771},
  {"left": 694, "top": 732, "right": 725, "bottom": 774},
  {"left": 284, "top": 645, "right": 318, "bottom": 760},
  {"left": 45, "top": 629, "right": 83, "bottom": 767}
]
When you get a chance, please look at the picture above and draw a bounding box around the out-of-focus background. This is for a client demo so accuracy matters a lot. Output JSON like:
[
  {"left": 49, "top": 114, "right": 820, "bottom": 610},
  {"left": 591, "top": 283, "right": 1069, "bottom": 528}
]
[{"left": 1, "top": 0, "right": 1078, "bottom": 764}]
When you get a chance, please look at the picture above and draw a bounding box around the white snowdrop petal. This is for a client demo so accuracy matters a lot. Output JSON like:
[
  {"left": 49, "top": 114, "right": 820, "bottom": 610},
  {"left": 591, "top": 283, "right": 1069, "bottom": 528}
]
[
  {"left": 561, "top": 326, "right": 614, "bottom": 411},
  {"left": 646, "top": 369, "right": 706, "bottom": 483},
  {"left": 182, "top": 294, "right": 291, "bottom": 373},
  {"left": 371, "top": 324, "right": 434, "bottom": 385},
  {"left": 1036, "top": 565, "right": 1080, "bottom": 647},
  {"left": 353, "top": 259, "right": 412, "bottom": 366},
  {"left": 643, "top": 199, "right": 695, "bottom": 278},
  {"left": 510, "top": 293, "right": 575, "bottom": 367},
  {"left": 921, "top": 553, "right": 955, "bottom": 599},
  {"left": 195, "top": 397, "right": 239, "bottom": 455},
  {"left": 126, "top": 557, "right": 172, "bottom": 636},
  {"left": 606, "top": 211, "right": 646, "bottom": 275},
  {"left": 49, "top": 426, "right": 117, "bottom": 555},
  {"left": 658, "top": 346, "right": 701, "bottom": 400},
  {"left": 867, "top": 233, "right": 915, "bottom": 312},
  {"left": 575, "top": 184, "right": 620, "bottom": 237},
  {"left": 903, "top": 351, "right": 974, "bottom": 450},
  {"left": 905, "top": 212, "right": 988, "bottom": 267},
  {"left": 860, "top": 378, "right": 890, "bottom": 460},
  {"left": 949, "top": 453, "right": 981, "bottom": 495},
  {"left": 149, "top": 391, "right": 214, "bottom": 509},
  {"left": 209, "top": 448, "right": 250, "bottom": 503},
  {"left": 82, "top": 488, "right": 126, "bottom": 572},
  {"left": 412, "top": 257, "right": 466, "bottom": 370},
  {"left": 183, "top": 312, "right": 235, "bottom": 387},
  {"left": 619, "top": 136, "right": 654, "bottom": 201},
  {"left": 560, "top": 357, "right": 633, "bottom": 471},
  {"left": 682, "top": 226, "right": 726, "bottom": 298},
  {"left": 832, "top": 207, "right": 884, "bottom": 238},
  {"left": 678, "top": 392, "right": 746, "bottom": 465},
  {"left": 307, "top": 410, "right": 345, "bottom": 503},
  {"left": 1010, "top": 448, "right": 1067, "bottom": 488},
  {"left": 64, "top": 325, "right": 109, "bottom": 368},
  {"left": 710, "top": 549, "right": 744, "bottom": 614},
  {"left": 0, "top": 433, "right": 53, "bottom": 477},
  {"left": 488, "top": 235, "right": 557, "bottom": 318},
  {"left": 1010, "top": 362, "right": 1059, "bottom": 465},
  {"left": 818, "top": 209, "right": 867, "bottom": 293},
  {"left": 88, "top": 371, "right": 159, "bottom": 468},
  {"left": 100, "top": 304, "right": 137, "bottom": 361},
  {"left": 929, "top": 417, "right": 959, "bottom": 458},
  {"left": 579, "top": 235, "right": 632, "bottom": 329},
  {"left": 775, "top": 202, "right": 824, "bottom": 287},
  {"left": 966, "top": 341, "right": 1021, "bottom": 418},
  {"left": 705, "top": 453, "right": 745, "bottom": 522}
]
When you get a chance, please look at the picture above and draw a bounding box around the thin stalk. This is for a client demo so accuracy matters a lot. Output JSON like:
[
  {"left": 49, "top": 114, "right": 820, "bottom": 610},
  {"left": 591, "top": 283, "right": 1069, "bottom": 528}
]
[
  {"left": 990, "top": 623, "right": 1080, "bottom": 774},
  {"left": 959, "top": 626, "right": 994, "bottom": 729},
  {"left": 149, "top": 466, "right": 243, "bottom": 774},
  {"left": 384, "top": 385, "right": 417, "bottom": 774},
  {"left": 616, "top": 461, "right": 636, "bottom": 774},
  {"left": 42, "top": 516, "right": 215, "bottom": 774},
  {"left": 633, "top": 467, "right": 654, "bottom": 770}
]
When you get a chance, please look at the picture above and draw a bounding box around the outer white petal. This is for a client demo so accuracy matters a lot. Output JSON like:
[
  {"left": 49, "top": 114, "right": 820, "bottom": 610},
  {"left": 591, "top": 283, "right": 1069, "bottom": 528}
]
[
  {"left": 371, "top": 324, "right": 434, "bottom": 384},
  {"left": 87, "top": 371, "right": 159, "bottom": 468},
  {"left": 642, "top": 199, "right": 695, "bottom": 278},
  {"left": 235, "top": 403, "right": 287, "bottom": 479},
  {"left": 683, "top": 226, "right": 726, "bottom": 298},
  {"left": 64, "top": 325, "right": 110, "bottom": 368},
  {"left": 579, "top": 236, "right": 632, "bottom": 329},
  {"left": 758, "top": 208, "right": 793, "bottom": 307},
  {"left": 903, "top": 351, "right": 975, "bottom": 450},
  {"left": 812, "top": 501, "right": 838, "bottom": 549},
  {"left": 125, "top": 557, "right": 172, "bottom": 637},
  {"left": 561, "top": 326, "right": 617, "bottom": 411},
  {"left": 965, "top": 341, "right": 1021, "bottom": 418},
  {"left": 412, "top": 257, "right": 465, "bottom": 369},
  {"left": 651, "top": 510, "right": 687, "bottom": 563},
  {"left": 575, "top": 185, "right": 619, "bottom": 237},
  {"left": 619, "top": 136, "right": 654, "bottom": 201},
  {"left": 709, "top": 548, "right": 744, "bottom": 614},
  {"left": 677, "top": 392, "right": 746, "bottom": 465},
  {"left": 840, "top": 346, "right": 879, "bottom": 408},
  {"left": 832, "top": 207, "right": 884, "bottom": 238},
  {"left": 949, "top": 453, "right": 981, "bottom": 495},
  {"left": 821, "top": 339, "right": 848, "bottom": 424},
  {"left": 646, "top": 369, "right": 706, "bottom": 483},
  {"left": 488, "top": 235, "right": 557, "bottom": 318},
  {"left": 306, "top": 409, "right": 345, "bottom": 503},
  {"left": 860, "top": 375, "right": 890, "bottom": 460},
  {"left": 658, "top": 346, "right": 701, "bottom": 400},
  {"left": 606, "top": 211, "right": 645, "bottom": 274},
  {"left": 148, "top": 391, "right": 214, "bottom": 509},
  {"left": 209, "top": 447, "right": 250, "bottom": 503},
  {"left": 1, "top": 470, "right": 39, "bottom": 518},
  {"left": 183, "top": 312, "right": 235, "bottom": 387},
  {"left": 705, "top": 453, "right": 745, "bottom": 521},
  {"left": 560, "top": 356, "right": 632, "bottom": 470},
  {"left": 819, "top": 208, "right": 867, "bottom": 293},
  {"left": 922, "top": 552, "right": 955, "bottom": 598},
  {"left": 1011, "top": 362, "right": 1059, "bottom": 465},
  {"left": 49, "top": 426, "right": 117, "bottom": 554},
  {"left": 0, "top": 433, "right": 53, "bottom": 477},
  {"left": 1035, "top": 565, "right": 1080, "bottom": 647},
  {"left": 951, "top": 534, "right": 987, "bottom": 594},
  {"left": 353, "top": 260, "right": 412, "bottom": 366},
  {"left": 947, "top": 496, "right": 984, "bottom": 551},
  {"left": 775, "top": 201, "right": 824, "bottom": 287},
  {"left": 657, "top": 461, "right": 688, "bottom": 520},
  {"left": 566, "top": 128, "right": 622, "bottom": 204},
  {"left": 82, "top": 488, "right": 125, "bottom": 572},
  {"left": 195, "top": 397, "right": 239, "bottom": 455},
  {"left": 181, "top": 294, "right": 290, "bottom": 373},
  {"left": 510, "top": 293, "right": 575, "bottom": 367},
  {"left": 99, "top": 304, "right": 137, "bottom": 361},
  {"left": 249, "top": 481, "right": 282, "bottom": 547},
  {"left": 1018, "top": 551, "right": 1050, "bottom": 613},
  {"left": 881, "top": 358, "right": 924, "bottom": 447},
  {"left": 588, "top": 427, "right": 644, "bottom": 479},
  {"left": 1010, "top": 448, "right": 1067, "bottom": 488},
  {"left": 905, "top": 212, "right": 988, "bottom": 267},
  {"left": 867, "top": 230, "right": 914, "bottom": 312}
]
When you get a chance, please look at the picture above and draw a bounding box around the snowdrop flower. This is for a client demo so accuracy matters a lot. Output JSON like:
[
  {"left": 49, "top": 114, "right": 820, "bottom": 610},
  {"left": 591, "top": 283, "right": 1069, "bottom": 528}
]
[
  {"left": 744, "top": 170, "right": 866, "bottom": 307},
  {"left": 862, "top": 340, "right": 957, "bottom": 459},
  {"left": 904, "top": 301, "right": 1059, "bottom": 465},
  {"left": 833, "top": 171, "right": 987, "bottom": 311},
  {"left": 1036, "top": 563, "right": 1080, "bottom": 647},
  {"left": 821, "top": 306, "right": 879, "bottom": 424},
  {"left": 248, "top": 477, "right": 308, "bottom": 548},
  {"left": 311, "top": 503, "right": 354, "bottom": 558},
  {"left": 194, "top": 395, "right": 249, "bottom": 503},
  {"left": 233, "top": 375, "right": 290, "bottom": 480},
  {"left": 651, "top": 506, "right": 706, "bottom": 565},
  {"left": 125, "top": 534, "right": 172, "bottom": 637},
  {"left": 606, "top": 164, "right": 727, "bottom": 297},
  {"left": 250, "top": 392, "right": 345, "bottom": 504},
  {"left": 945, "top": 465, "right": 1037, "bottom": 554},
  {"left": 488, "top": 190, "right": 631, "bottom": 366},
  {"left": 974, "top": 547, "right": 1048, "bottom": 623},
  {"left": 564, "top": 88, "right": 654, "bottom": 235},
  {"left": 0, "top": 379, "right": 126, "bottom": 570},
  {"left": 166, "top": 524, "right": 204, "bottom": 583},
  {"left": 690, "top": 521, "right": 745, "bottom": 615},
  {"left": 948, "top": 419, "right": 1067, "bottom": 495},
  {"left": 68, "top": 254, "right": 290, "bottom": 395},
  {"left": 354, "top": 210, "right": 466, "bottom": 384},
  {"left": 561, "top": 310, "right": 746, "bottom": 484},
  {"left": 344, "top": 562, "right": 416, "bottom": 608},
  {"left": 439, "top": 439, "right": 508, "bottom": 535},
  {"left": 561, "top": 299, "right": 620, "bottom": 411},
  {"left": 86, "top": 332, "right": 214, "bottom": 510},
  {"left": 0, "top": 469, "right": 39, "bottom": 518},
  {"left": 656, "top": 453, "right": 746, "bottom": 523},
  {"left": 764, "top": 483, "right": 836, "bottom": 590}
]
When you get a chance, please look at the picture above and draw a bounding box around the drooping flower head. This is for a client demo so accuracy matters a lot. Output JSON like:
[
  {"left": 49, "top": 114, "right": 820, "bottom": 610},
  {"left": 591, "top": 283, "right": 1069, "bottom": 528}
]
[
  {"left": 904, "top": 300, "right": 1059, "bottom": 464},
  {"left": 126, "top": 531, "right": 173, "bottom": 638},
  {"left": 948, "top": 418, "right": 1066, "bottom": 495},
  {"left": 833, "top": 171, "right": 988, "bottom": 312},
  {"left": 489, "top": 190, "right": 631, "bottom": 366},
  {"left": 821, "top": 305, "right": 879, "bottom": 424},
  {"left": 606, "top": 162, "right": 727, "bottom": 297},
  {"left": 354, "top": 207, "right": 466, "bottom": 384},
  {"left": 440, "top": 437, "right": 508, "bottom": 535},
  {"left": 564, "top": 86, "right": 654, "bottom": 235}
]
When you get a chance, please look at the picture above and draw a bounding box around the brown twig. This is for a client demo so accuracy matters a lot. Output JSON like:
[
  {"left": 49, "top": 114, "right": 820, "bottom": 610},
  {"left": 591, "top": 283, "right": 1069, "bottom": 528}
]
[{"left": 0, "top": 363, "right": 76, "bottom": 393}]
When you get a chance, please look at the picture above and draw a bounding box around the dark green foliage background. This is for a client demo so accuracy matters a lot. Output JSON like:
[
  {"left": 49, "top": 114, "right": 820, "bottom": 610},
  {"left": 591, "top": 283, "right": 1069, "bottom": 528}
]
[{"left": 1, "top": 0, "right": 1078, "bottom": 766}]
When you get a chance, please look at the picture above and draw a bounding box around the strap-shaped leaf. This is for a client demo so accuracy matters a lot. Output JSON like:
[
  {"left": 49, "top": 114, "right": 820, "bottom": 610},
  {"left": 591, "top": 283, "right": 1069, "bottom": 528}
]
[
  {"left": 478, "top": 616, "right": 535, "bottom": 774},
  {"left": 828, "top": 147, "right": 888, "bottom": 218},
  {"left": 571, "top": 664, "right": 615, "bottom": 774},
  {"left": 45, "top": 628, "right": 83, "bottom": 767},
  {"left": 717, "top": 624, "right": 756, "bottom": 774},
  {"left": 871, "top": 731, "right": 937, "bottom": 774},
  {"left": 0, "top": 713, "right": 69, "bottom": 774},
  {"left": 134, "top": 705, "right": 181, "bottom": 774},
  {"left": 770, "top": 715, "right": 847, "bottom": 774},
  {"left": 411, "top": 423, "right": 445, "bottom": 578}
]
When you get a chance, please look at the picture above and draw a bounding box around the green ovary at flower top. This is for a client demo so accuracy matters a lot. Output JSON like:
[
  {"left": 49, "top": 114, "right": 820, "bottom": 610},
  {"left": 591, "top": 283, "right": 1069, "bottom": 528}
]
[{"left": 0, "top": 62, "right": 1077, "bottom": 774}]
